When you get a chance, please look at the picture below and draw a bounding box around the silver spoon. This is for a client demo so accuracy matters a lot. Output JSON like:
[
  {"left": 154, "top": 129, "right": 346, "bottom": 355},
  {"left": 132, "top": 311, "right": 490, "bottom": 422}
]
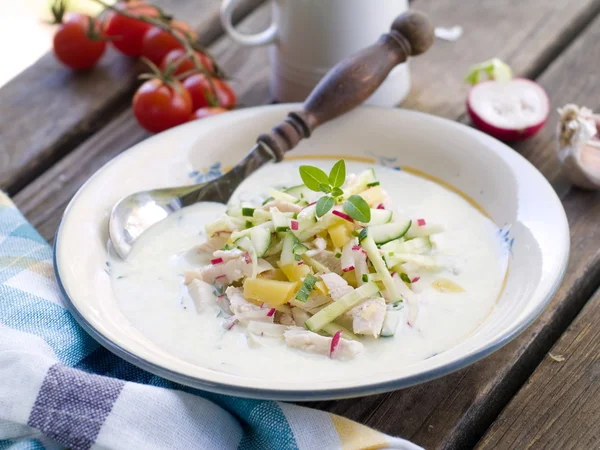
[{"left": 109, "top": 11, "right": 434, "bottom": 259}]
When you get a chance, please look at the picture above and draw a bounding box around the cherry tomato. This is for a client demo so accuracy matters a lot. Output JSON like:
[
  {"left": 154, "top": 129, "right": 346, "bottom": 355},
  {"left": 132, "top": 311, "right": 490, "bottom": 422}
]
[
  {"left": 189, "top": 107, "right": 229, "bottom": 121},
  {"left": 141, "top": 21, "right": 197, "bottom": 66},
  {"left": 160, "top": 48, "right": 214, "bottom": 76},
  {"left": 133, "top": 79, "right": 192, "bottom": 133},
  {"left": 53, "top": 14, "right": 106, "bottom": 70},
  {"left": 105, "top": 1, "right": 159, "bottom": 57},
  {"left": 182, "top": 74, "right": 236, "bottom": 110}
]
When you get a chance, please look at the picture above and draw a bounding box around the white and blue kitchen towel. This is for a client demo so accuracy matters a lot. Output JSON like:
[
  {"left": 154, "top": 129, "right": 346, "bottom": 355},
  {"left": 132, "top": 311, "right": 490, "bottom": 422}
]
[{"left": 0, "top": 192, "right": 421, "bottom": 450}]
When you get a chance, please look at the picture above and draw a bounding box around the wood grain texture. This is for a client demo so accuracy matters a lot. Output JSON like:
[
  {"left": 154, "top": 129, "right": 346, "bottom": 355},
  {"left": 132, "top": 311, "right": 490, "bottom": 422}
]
[
  {"left": 403, "top": 0, "right": 600, "bottom": 120},
  {"left": 307, "top": 12, "right": 600, "bottom": 450},
  {"left": 476, "top": 287, "right": 600, "bottom": 450},
  {"left": 0, "top": 0, "right": 265, "bottom": 195},
  {"left": 9, "top": 1, "right": 600, "bottom": 449},
  {"left": 13, "top": 4, "right": 272, "bottom": 243}
]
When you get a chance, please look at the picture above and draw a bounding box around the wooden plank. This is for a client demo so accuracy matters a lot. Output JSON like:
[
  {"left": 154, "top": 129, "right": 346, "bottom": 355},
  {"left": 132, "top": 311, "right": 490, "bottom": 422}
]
[
  {"left": 307, "top": 11, "right": 600, "bottom": 450},
  {"left": 476, "top": 287, "right": 600, "bottom": 450},
  {"left": 13, "top": 4, "right": 272, "bottom": 244},
  {"left": 0, "top": 0, "right": 264, "bottom": 195},
  {"left": 11, "top": 1, "right": 600, "bottom": 449}
]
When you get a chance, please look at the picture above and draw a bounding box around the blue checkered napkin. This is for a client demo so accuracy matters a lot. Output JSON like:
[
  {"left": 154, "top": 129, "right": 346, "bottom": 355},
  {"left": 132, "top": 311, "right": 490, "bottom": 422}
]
[{"left": 0, "top": 192, "right": 421, "bottom": 450}]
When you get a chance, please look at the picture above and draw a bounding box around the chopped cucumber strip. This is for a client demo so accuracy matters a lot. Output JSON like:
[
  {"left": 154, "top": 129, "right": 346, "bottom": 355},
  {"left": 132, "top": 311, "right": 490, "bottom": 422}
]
[
  {"left": 305, "top": 282, "right": 380, "bottom": 332},
  {"left": 261, "top": 196, "right": 274, "bottom": 206},
  {"left": 321, "top": 322, "right": 358, "bottom": 341},
  {"left": 359, "top": 209, "right": 392, "bottom": 226},
  {"left": 380, "top": 310, "right": 402, "bottom": 337},
  {"left": 230, "top": 221, "right": 274, "bottom": 241},
  {"left": 295, "top": 274, "right": 317, "bottom": 302},
  {"left": 361, "top": 233, "right": 403, "bottom": 302},
  {"left": 406, "top": 222, "right": 445, "bottom": 238},
  {"left": 271, "top": 208, "right": 291, "bottom": 232},
  {"left": 242, "top": 207, "right": 255, "bottom": 217},
  {"left": 380, "top": 236, "right": 432, "bottom": 254},
  {"left": 268, "top": 188, "right": 299, "bottom": 203},
  {"left": 300, "top": 254, "right": 329, "bottom": 273},
  {"left": 293, "top": 243, "right": 309, "bottom": 255},
  {"left": 283, "top": 184, "right": 313, "bottom": 201},
  {"left": 250, "top": 226, "right": 272, "bottom": 257},
  {"left": 369, "top": 219, "right": 411, "bottom": 245},
  {"left": 344, "top": 168, "right": 376, "bottom": 195},
  {"left": 388, "top": 253, "right": 448, "bottom": 270},
  {"left": 280, "top": 232, "right": 297, "bottom": 266}
]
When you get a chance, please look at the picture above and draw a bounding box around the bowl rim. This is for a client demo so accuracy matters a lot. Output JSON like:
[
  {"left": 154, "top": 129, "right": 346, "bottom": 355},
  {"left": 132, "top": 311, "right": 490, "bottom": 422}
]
[{"left": 53, "top": 104, "right": 570, "bottom": 400}]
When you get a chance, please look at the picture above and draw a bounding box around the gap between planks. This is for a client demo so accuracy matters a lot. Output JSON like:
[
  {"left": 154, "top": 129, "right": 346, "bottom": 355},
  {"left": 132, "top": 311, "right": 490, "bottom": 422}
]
[
  {"left": 476, "top": 286, "right": 600, "bottom": 450},
  {"left": 0, "top": 0, "right": 265, "bottom": 196},
  {"left": 10, "top": 0, "right": 600, "bottom": 449}
]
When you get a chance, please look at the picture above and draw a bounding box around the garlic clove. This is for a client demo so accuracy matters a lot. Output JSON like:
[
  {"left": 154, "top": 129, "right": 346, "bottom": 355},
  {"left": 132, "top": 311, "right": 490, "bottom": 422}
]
[{"left": 556, "top": 104, "right": 600, "bottom": 190}]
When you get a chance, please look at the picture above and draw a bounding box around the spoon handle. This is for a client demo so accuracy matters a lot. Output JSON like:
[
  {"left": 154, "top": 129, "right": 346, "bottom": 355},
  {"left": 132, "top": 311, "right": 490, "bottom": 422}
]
[{"left": 257, "top": 11, "right": 434, "bottom": 161}]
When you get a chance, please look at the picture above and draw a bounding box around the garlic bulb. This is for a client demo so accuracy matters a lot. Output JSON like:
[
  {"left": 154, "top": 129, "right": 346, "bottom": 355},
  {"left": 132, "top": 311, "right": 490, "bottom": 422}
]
[{"left": 557, "top": 104, "right": 600, "bottom": 190}]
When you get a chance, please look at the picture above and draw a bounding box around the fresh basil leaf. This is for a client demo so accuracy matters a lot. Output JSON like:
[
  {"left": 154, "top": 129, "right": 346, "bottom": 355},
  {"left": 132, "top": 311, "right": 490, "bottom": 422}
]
[
  {"left": 328, "top": 159, "right": 346, "bottom": 188},
  {"left": 315, "top": 196, "right": 334, "bottom": 218},
  {"left": 299, "top": 166, "right": 329, "bottom": 192},
  {"left": 319, "top": 183, "right": 332, "bottom": 193},
  {"left": 331, "top": 187, "right": 344, "bottom": 197},
  {"left": 344, "top": 195, "right": 371, "bottom": 223}
]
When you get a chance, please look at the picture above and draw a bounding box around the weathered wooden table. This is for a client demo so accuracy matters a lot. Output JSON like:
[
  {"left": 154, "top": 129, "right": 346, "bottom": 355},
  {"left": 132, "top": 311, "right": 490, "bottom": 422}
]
[{"left": 2, "top": 1, "right": 599, "bottom": 448}]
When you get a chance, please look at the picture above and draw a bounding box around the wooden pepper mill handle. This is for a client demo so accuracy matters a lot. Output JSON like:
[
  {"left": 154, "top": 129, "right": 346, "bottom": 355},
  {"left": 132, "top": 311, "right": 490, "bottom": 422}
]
[{"left": 257, "top": 11, "right": 434, "bottom": 161}]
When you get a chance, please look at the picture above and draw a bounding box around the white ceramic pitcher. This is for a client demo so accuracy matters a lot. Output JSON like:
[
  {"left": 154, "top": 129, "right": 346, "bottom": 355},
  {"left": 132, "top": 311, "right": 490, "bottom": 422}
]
[{"left": 220, "top": 0, "right": 411, "bottom": 106}]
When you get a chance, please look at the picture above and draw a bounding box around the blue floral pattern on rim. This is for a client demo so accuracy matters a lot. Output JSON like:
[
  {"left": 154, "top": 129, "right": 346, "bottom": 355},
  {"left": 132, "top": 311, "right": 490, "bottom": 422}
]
[
  {"left": 366, "top": 151, "right": 402, "bottom": 171},
  {"left": 498, "top": 225, "right": 515, "bottom": 256},
  {"left": 188, "top": 162, "right": 223, "bottom": 184}
]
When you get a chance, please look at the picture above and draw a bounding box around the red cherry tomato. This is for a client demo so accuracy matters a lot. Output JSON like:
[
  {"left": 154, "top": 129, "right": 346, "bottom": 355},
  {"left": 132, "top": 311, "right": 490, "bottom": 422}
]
[
  {"left": 53, "top": 14, "right": 106, "bottom": 70},
  {"left": 105, "top": 1, "right": 159, "bottom": 57},
  {"left": 189, "top": 107, "right": 229, "bottom": 121},
  {"left": 182, "top": 74, "right": 236, "bottom": 110},
  {"left": 133, "top": 79, "right": 193, "bottom": 133},
  {"left": 141, "top": 21, "right": 197, "bottom": 66},
  {"left": 160, "top": 48, "right": 214, "bottom": 76}
]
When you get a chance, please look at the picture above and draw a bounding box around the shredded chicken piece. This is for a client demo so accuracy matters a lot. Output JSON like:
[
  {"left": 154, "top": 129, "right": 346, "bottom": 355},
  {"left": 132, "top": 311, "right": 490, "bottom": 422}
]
[
  {"left": 291, "top": 307, "right": 310, "bottom": 327},
  {"left": 296, "top": 293, "right": 332, "bottom": 315},
  {"left": 351, "top": 297, "right": 386, "bottom": 337},
  {"left": 187, "top": 279, "right": 216, "bottom": 313},
  {"left": 305, "top": 237, "right": 327, "bottom": 257},
  {"left": 278, "top": 312, "right": 296, "bottom": 326},
  {"left": 194, "top": 234, "right": 230, "bottom": 253},
  {"left": 320, "top": 273, "right": 354, "bottom": 300},
  {"left": 226, "top": 287, "right": 273, "bottom": 324},
  {"left": 212, "top": 248, "right": 244, "bottom": 261},
  {"left": 284, "top": 328, "right": 363, "bottom": 359},
  {"left": 185, "top": 258, "right": 272, "bottom": 285},
  {"left": 261, "top": 200, "right": 303, "bottom": 213},
  {"left": 311, "top": 250, "right": 342, "bottom": 274}
]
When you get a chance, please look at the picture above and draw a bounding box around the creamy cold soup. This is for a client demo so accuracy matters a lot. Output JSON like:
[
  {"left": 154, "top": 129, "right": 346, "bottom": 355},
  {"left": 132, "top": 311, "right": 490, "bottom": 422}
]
[{"left": 109, "top": 160, "right": 508, "bottom": 382}]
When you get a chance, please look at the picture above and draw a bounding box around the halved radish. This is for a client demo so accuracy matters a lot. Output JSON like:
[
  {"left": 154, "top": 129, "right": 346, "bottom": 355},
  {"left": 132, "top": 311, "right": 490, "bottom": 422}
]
[{"left": 467, "top": 78, "right": 550, "bottom": 142}]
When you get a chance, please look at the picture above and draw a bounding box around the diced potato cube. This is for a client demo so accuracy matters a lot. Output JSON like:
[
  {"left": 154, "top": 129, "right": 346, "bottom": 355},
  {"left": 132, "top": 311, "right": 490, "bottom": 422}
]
[
  {"left": 360, "top": 186, "right": 386, "bottom": 207},
  {"left": 328, "top": 222, "right": 352, "bottom": 248},
  {"left": 314, "top": 281, "right": 329, "bottom": 295},
  {"left": 243, "top": 278, "right": 300, "bottom": 306},
  {"left": 279, "top": 263, "right": 311, "bottom": 282},
  {"left": 342, "top": 270, "right": 358, "bottom": 288}
]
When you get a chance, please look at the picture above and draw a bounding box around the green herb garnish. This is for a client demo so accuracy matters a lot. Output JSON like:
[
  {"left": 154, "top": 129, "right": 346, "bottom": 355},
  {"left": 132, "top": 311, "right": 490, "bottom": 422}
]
[
  {"left": 335, "top": 252, "right": 342, "bottom": 258},
  {"left": 242, "top": 207, "right": 255, "bottom": 217},
  {"left": 362, "top": 274, "right": 369, "bottom": 283},
  {"left": 261, "top": 197, "right": 274, "bottom": 206},
  {"left": 316, "top": 196, "right": 334, "bottom": 218},
  {"left": 400, "top": 273, "right": 412, "bottom": 284},
  {"left": 366, "top": 181, "right": 380, "bottom": 187},
  {"left": 343, "top": 195, "right": 371, "bottom": 223},
  {"left": 295, "top": 274, "right": 318, "bottom": 302}
]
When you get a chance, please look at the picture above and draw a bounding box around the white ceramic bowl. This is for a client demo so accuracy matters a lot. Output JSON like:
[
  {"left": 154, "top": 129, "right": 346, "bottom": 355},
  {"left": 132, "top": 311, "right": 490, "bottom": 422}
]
[{"left": 54, "top": 105, "right": 569, "bottom": 400}]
